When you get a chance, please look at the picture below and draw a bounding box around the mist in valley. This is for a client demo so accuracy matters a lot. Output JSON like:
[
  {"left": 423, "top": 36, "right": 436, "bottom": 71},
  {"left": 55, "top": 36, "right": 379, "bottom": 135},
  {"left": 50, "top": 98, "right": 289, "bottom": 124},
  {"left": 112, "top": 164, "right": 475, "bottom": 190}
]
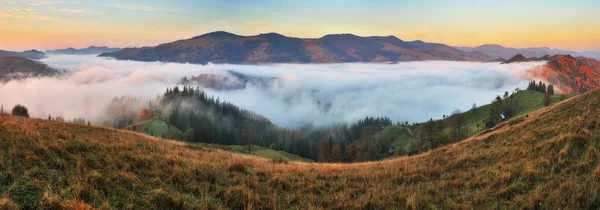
[{"left": 0, "top": 55, "right": 546, "bottom": 128}]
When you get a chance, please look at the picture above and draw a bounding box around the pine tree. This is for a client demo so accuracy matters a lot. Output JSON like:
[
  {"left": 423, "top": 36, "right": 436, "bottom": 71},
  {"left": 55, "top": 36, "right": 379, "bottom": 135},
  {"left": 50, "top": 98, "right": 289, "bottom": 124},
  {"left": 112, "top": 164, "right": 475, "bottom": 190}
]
[{"left": 547, "top": 84, "right": 555, "bottom": 95}]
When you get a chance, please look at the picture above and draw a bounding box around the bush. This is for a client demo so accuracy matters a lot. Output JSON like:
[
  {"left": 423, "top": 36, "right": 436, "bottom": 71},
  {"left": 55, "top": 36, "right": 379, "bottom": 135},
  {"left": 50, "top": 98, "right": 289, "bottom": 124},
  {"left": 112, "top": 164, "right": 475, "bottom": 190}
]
[{"left": 11, "top": 104, "right": 29, "bottom": 117}]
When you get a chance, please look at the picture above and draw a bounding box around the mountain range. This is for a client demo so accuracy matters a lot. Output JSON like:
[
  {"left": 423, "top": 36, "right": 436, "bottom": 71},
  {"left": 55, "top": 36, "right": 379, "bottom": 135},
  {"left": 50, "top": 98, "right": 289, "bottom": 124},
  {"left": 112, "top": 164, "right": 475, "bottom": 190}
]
[
  {"left": 99, "top": 31, "right": 494, "bottom": 64},
  {"left": 0, "top": 49, "right": 47, "bottom": 60},
  {"left": 47, "top": 46, "right": 121, "bottom": 55},
  {"left": 457, "top": 44, "right": 600, "bottom": 60}
]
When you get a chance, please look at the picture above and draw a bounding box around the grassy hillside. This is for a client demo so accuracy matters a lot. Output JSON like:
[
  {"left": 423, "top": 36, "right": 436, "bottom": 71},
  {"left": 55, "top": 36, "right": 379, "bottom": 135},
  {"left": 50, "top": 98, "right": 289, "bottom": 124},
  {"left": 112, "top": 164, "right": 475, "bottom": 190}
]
[
  {"left": 376, "top": 90, "right": 574, "bottom": 156},
  {"left": 0, "top": 87, "right": 599, "bottom": 209},
  {"left": 224, "top": 145, "right": 313, "bottom": 162},
  {"left": 125, "top": 119, "right": 183, "bottom": 140}
]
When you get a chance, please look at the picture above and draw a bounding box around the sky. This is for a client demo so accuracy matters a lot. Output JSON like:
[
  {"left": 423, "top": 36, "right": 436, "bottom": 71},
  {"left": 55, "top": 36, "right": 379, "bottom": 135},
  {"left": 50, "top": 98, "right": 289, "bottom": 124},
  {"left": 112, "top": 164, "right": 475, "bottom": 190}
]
[{"left": 1, "top": 0, "right": 599, "bottom": 51}]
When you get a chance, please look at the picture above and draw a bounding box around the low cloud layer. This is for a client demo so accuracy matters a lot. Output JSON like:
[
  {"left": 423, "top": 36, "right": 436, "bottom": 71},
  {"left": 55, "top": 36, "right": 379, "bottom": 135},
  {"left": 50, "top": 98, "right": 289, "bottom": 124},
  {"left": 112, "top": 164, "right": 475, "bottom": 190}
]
[{"left": 0, "top": 55, "right": 546, "bottom": 128}]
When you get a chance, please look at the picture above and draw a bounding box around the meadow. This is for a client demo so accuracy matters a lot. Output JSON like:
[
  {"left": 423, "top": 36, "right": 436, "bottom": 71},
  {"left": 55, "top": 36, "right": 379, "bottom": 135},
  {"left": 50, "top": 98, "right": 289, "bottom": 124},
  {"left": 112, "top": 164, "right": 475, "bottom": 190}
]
[{"left": 0, "top": 88, "right": 598, "bottom": 209}]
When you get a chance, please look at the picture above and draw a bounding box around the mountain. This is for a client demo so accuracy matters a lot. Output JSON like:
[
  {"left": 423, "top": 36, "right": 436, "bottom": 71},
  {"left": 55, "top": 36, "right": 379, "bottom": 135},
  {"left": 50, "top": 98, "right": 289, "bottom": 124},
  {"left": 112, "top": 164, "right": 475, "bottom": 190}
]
[
  {"left": 0, "top": 49, "right": 47, "bottom": 60},
  {"left": 3, "top": 84, "right": 600, "bottom": 208},
  {"left": 181, "top": 70, "right": 277, "bottom": 90},
  {"left": 458, "top": 44, "right": 600, "bottom": 60},
  {"left": 502, "top": 54, "right": 532, "bottom": 63},
  {"left": 533, "top": 55, "right": 600, "bottom": 93},
  {"left": 99, "top": 31, "right": 494, "bottom": 64},
  {"left": 0, "top": 57, "right": 61, "bottom": 82},
  {"left": 46, "top": 46, "right": 121, "bottom": 55}
]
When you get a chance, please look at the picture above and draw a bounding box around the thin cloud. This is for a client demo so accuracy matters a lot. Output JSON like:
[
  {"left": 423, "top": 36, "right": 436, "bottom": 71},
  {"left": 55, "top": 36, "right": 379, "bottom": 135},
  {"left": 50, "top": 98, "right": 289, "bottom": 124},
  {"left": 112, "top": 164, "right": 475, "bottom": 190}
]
[
  {"left": 54, "top": 8, "right": 87, "bottom": 14},
  {"left": 29, "top": 0, "right": 62, "bottom": 6},
  {"left": 113, "top": 4, "right": 174, "bottom": 12},
  {"left": 0, "top": 7, "right": 57, "bottom": 20}
]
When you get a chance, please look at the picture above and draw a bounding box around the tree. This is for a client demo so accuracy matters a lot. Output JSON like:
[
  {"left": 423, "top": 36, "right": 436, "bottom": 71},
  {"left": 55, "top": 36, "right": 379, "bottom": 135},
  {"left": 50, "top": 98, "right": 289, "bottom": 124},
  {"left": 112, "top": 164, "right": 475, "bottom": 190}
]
[
  {"left": 139, "top": 108, "right": 152, "bottom": 121},
  {"left": 330, "top": 145, "right": 342, "bottom": 162},
  {"left": 419, "top": 119, "right": 445, "bottom": 150},
  {"left": 448, "top": 109, "right": 466, "bottom": 142},
  {"left": 344, "top": 142, "right": 358, "bottom": 162},
  {"left": 547, "top": 84, "right": 555, "bottom": 95},
  {"left": 48, "top": 115, "right": 52, "bottom": 120},
  {"left": 503, "top": 91, "right": 509, "bottom": 99},
  {"left": 242, "top": 124, "right": 255, "bottom": 154},
  {"left": 317, "top": 140, "right": 331, "bottom": 162},
  {"left": 543, "top": 92, "right": 551, "bottom": 106},
  {"left": 471, "top": 103, "right": 477, "bottom": 111},
  {"left": 11, "top": 104, "right": 29, "bottom": 117}
]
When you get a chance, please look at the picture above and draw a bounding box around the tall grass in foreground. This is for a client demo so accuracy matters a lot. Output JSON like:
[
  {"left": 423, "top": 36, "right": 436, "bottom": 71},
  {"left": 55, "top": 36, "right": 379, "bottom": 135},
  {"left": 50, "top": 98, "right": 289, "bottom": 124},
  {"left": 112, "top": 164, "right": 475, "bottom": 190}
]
[{"left": 0, "top": 88, "right": 600, "bottom": 209}]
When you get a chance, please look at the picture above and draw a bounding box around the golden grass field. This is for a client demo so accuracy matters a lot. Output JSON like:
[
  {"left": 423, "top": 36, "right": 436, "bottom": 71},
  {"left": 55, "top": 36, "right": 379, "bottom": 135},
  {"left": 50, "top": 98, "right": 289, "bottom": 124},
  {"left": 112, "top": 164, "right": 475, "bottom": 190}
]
[{"left": 1, "top": 88, "right": 600, "bottom": 209}]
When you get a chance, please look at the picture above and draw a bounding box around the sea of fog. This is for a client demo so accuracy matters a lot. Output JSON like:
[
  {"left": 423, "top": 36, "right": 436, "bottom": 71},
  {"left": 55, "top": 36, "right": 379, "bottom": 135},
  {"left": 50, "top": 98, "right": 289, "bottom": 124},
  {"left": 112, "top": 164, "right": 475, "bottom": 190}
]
[{"left": 0, "top": 55, "right": 547, "bottom": 128}]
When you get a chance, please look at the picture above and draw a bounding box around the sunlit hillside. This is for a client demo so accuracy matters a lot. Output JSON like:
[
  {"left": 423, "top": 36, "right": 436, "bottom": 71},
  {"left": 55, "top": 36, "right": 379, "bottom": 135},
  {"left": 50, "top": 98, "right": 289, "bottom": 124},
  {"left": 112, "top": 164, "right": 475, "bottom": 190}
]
[{"left": 2, "top": 86, "right": 600, "bottom": 209}]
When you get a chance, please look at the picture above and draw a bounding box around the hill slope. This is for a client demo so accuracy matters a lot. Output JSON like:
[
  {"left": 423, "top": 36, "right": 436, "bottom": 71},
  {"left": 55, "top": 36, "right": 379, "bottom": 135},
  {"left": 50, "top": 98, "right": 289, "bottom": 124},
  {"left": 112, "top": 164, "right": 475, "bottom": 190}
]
[
  {"left": 1, "top": 88, "right": 600, "bottom": 208},
  {"left": 375, "top": 90, "right": 573, "bottom": 156},
  {"left": 514, "top": 54, "right": 600, "bottom": 94},
  {"left": 99, "top": 31, "right": 493, "bottom": 64},
  {"left": 0, "top": 50, "right": 46, "bottom": 60},
  {"left": 0, "top": 57, "right": 61, "bottom": 82}
]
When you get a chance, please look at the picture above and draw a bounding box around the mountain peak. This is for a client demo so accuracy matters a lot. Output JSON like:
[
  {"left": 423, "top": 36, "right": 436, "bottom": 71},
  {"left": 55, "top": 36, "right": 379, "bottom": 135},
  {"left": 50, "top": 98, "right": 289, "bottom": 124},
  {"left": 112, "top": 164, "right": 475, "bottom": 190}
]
[
  {"left": 502, "top": 54, "right": 529, "bottom": 64},
  {"left": 195, "top": 31, "right": 241, "bottom": 39}
]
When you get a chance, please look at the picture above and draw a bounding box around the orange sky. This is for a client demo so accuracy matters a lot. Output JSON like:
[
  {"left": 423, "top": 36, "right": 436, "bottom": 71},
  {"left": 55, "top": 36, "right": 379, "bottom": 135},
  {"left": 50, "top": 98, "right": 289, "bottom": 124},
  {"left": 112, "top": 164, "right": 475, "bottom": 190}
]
[{"left": 1, "top": 0, "right": 599, "bottom": 51}]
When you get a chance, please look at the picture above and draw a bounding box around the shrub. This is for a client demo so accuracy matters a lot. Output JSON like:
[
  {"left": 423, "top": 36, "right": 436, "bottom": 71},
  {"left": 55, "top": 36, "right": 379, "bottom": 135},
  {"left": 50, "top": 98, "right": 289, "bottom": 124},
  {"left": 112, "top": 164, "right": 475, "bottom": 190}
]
[{"left": 11, "top": 104, "right": 29, "bottom": 117}]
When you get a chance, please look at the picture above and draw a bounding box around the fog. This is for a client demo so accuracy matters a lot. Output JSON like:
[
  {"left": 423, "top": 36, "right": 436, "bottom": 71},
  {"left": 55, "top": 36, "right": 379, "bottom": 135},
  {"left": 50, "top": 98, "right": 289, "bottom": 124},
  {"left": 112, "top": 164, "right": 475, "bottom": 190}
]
[{"left": 0, "top": 55, "right": 546, "bottom": 128}]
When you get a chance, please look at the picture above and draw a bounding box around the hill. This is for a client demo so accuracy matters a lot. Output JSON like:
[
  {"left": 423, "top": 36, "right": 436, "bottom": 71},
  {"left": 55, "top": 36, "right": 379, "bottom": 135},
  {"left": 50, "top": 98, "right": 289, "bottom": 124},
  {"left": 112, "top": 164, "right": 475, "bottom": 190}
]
[
  {"left": 514, "top": 54, "right": 600, "bottom": 94},
  {"left": 99, "top": 31, "right": 493, "bottom": 64},
  {"left": 375, "top": 90, "right": 574, "bottom": 156},
  {"left": 46, "top": 46, "right": 121, "bottom": 55},
  {"left": 2, "top": 85, "right": 600, "bottom": 208},
  {"left": 502, "top": 54, "right": 531, "bottom": 63},
  {"left": 0, "top": 57, "right": 61, "bottom": 82},
  {"left": 0, "top": 50, "right": 46, "bottom": 60}
]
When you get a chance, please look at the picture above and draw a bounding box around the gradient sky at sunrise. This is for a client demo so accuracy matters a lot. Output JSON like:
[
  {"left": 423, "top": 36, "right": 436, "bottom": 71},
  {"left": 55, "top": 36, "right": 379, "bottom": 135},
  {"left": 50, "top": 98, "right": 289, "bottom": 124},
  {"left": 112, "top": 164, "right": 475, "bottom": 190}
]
[{"left": 1, "top": 0, "right": 599, "bottom": 51}]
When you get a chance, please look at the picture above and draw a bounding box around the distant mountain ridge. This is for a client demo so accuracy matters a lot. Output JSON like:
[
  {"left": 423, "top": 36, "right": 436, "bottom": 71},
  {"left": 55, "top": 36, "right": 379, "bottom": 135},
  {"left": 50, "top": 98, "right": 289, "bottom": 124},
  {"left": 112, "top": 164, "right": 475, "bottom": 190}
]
[
  {"left": 0, "top": 49, "right": 47, "bottom": 60},
  {"left": 47, "top": 46, "right": 121, "bottom": 55},
  {"left": 99, "top": 31, "right": 494, "bottom": 64},
  {"left": 457, "top": 44, "right": 600, "bottom": 60}
]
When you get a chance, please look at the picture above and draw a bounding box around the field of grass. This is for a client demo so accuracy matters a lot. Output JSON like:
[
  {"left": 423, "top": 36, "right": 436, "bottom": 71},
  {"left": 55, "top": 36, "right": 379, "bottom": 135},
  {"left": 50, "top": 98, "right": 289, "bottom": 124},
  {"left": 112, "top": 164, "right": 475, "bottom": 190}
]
[
  {"left": 380, "top": 90, "right": 574, "bottom": 156},
  {"left": 225, "top": 145, "right": 313, "bottom": 162},
  {"left": 126, "top": 119, "right": 183, "bottom": 140},
  {"left": 0, "top": 88, "right": 599, "bottom": 209}
]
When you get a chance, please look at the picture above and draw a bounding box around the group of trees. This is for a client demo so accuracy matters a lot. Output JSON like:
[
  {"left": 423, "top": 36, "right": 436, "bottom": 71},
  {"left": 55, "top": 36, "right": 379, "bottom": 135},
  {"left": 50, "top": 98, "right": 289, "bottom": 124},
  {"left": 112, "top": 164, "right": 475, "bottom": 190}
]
[
  {"left": 124, "top": 87, "right": 396, "bottom": 163},
  {"left": 527, "top": 80, "right": 555, "bottom": 95},
  {"left": 162, "top": 86, "right": 280, "bottom": 151}
]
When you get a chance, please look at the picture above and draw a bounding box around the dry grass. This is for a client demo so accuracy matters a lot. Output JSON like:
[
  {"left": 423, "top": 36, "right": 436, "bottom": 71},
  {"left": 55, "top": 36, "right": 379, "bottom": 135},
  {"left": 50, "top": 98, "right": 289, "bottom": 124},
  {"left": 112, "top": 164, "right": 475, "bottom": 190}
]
[{"left": 1, "top": 88, "right": 600, "bottom": 209}]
